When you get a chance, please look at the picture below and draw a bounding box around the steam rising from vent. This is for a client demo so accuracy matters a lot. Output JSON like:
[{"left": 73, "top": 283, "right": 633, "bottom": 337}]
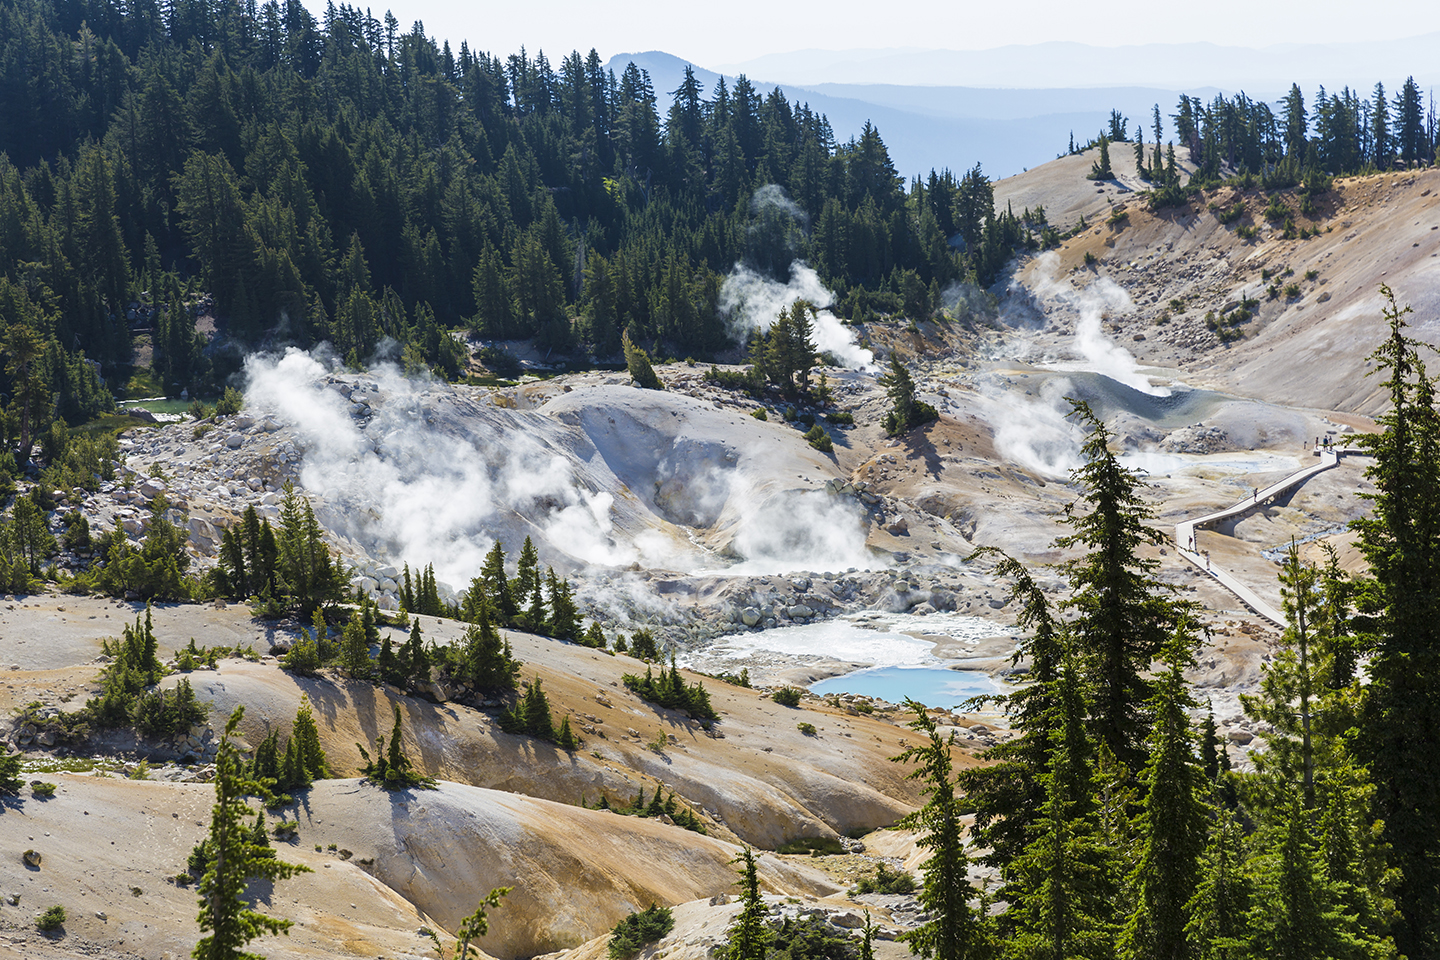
[
  {"left": 719, "top": 262, "right": 876, "bottom": 371},
  {"left": 242, "top": 349, "right": 690, "bottom": 591},
  {"left": 1025, "top": 251, "right": 1169, "bottom": 397},
  {"left": 980, "top": 376, "right": 1085, "bottom": 479}
]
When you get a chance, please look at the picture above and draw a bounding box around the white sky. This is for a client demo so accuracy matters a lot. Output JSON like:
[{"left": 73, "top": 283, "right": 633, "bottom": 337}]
[{"left": 324, "top": 0, "right": 1438, "bottom": 69}]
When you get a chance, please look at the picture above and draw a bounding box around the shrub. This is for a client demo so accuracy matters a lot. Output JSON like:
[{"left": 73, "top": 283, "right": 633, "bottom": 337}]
[
  {"left": 751, "top": 407, "right": 768, "bottom": 420},
  {"left": 609, "top": 904, "right": 675, "bottom": 959},
  {"left": 772, "top": 686, "right": 803, "bottom": 708},
  {"left": 851, "top": 862, "right": 916, "bottom": 895},
  {"left": 797, "top": 722, "right": 817, "bottom": 736},
  {"left": 825, "top": 410, "right": 855, "bottom": 425},
  {"left": 623, "top": 659, "right": 720, "bottom": 724},
  {"left": 31, "top": 782, "right": 56, "bottom": 798},
  {"left": 1284, "top": 283, "right": 1302, "bottom": 299},
  {"left": 37, "top": 905, "right": 66, "bottom": 931},
  {"left": 804, "top": 424, "right": 833, "bottom": 452},
  {"left": 775, "top": 837, "right": 845, "bottom": 855},
  {"left": 214, "top": 387, "right": 243, "bottom": 416}
]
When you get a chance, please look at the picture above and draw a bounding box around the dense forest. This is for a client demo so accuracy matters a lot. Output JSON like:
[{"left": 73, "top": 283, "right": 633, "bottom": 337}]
[{"left": 0, "top": 0, "right": 1024, "bottom": 432}]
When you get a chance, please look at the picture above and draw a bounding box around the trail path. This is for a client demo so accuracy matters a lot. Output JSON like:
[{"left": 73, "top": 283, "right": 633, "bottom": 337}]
[{"left": 1174, "top": 448, "right": 1348, "bottom": 628}]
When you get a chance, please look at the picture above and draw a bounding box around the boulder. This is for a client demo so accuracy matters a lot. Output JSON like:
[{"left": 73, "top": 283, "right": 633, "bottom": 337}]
[
  {"left": 225, "top": 433, "right": 244, "bottom": 449},
  {"left": 741, "top": 607, "right": 762, "bottom": 627},
  {"left": 787, "top": 604, "right": 815, "bottom": 619}
]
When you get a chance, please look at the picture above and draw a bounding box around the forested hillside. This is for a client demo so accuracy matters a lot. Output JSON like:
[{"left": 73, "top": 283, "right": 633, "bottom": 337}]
[{"left": 0, "top": 0, "right": 1023, "bottom": 425}]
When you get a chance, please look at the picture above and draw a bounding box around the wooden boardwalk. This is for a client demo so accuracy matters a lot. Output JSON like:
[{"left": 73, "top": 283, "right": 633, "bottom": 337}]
[{"left": 1173, "top": 448, "right": 1346, "bottom": 628}]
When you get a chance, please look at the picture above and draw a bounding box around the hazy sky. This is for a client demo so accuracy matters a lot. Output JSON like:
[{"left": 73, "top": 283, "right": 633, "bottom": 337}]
[{"left": 335, "top": 0, "right": 1437, "bottom": 68}]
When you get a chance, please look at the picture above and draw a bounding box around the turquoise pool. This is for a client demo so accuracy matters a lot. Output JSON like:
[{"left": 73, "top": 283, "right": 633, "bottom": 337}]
[{"left": 810, "top": 664, "right": 1002, "bottom": 709}]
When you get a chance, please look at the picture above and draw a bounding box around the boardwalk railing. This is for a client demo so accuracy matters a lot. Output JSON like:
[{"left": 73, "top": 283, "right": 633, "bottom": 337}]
[{"left": 1173, "top": 448, "right": 1347, "bottom": 628}]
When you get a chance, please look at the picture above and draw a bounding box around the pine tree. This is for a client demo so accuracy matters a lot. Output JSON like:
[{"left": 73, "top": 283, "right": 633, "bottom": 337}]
[
  {"left": 958, "top": 552, "right": 1072, "bottom": 889},
  {"left": 291, "top": 695, "right": 330, "bottom": 783},
  {"left": 1241, "top": 542, "right": 1328, "bottom": 810},
  {"left": 1057, "top": 401, "right": 1178, "bottom": 772},
  {"left": 193, "top": 707, "right": 310, "bottom": 960},
  {"left": 1088, "top": 134, "right": 1113, "bottom": 180},
  {"left": 1003, "top": 651, "right": 1121, "bottom": 958},
  {"left": 1351, "top": 286, "right": 1440, "bottom": 956},
  {"left": 478, "top": 540, "right": 516, "bottom": 621},
  {"left": 1246, "top": 796, "right": 1346, "bottom": 960},
  {"left": 1184, "top": 809, "right": 1251, "bottom": 960},
  {"left": 724, "top": 848, "right": 771, "bottom": 960},
  {"left": 545, "top": 568, "right": 579, "bottom": 641},
  {"left": 879, "top": 355, "right": 938, "bottom": 436},
  {"left": 623, "top": 330, "right": 663, "bottom": 390},
  {"left": 893, "top": 700, "right": 990, "bottom": 960},
  {"left": 1117, "top": 631, "right": 1208, "bottom": 960},
  {"left": 338, "top": 610, "right": 373, "bottom": 679}
]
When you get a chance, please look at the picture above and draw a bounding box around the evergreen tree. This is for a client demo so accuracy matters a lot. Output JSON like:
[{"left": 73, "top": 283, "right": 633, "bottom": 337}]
[
  {"left": 1057, "top": 401, "right": 1178, "bottom": 772},
  {"left": 545, "top": 568, "right": 579, "bottom": 641},
  {"left": 879, "top": 355, "right": 937, "bottom": 436},
  {"left": 893, "top": 700, "right": 990, "bottom": 960},
  {"left": 477, "top": 540, "right": 516, "bottom": 621},
  {"left": 623, "top": 330, "right": 663, "bottom": 390},
  {"left": 1241, "top": 542, "right": 1328, "bottom": 809},
  {"left": 1351, "top": 285, "right": 1440, "bottom": 956},
  {"left": 291, "top": 694, "right": 330, "bottom": 783},
  {"left": 724, "top": 848, "right": 772, "bottom": 960},
  {"left": 193, "top": 707, "right": 310, "bottom": 960},
  {"left": 1117, "top": 632, "right": 1208, "bottom": 960},
  {"left": 338, "top": 610, "right": 373, "bottom": 679},
  {"left": 958, "top": 553, "right": 1072, "bottom": 891},
  {"left": 1003, "top": 651, "right": 1121, "bottom": 959},
  {"left": 1088, "top": 134, "right": 1113, "bottom": 180},
  {"left": 1183, "top": 810, "right": 1251, "bottom": 960}
]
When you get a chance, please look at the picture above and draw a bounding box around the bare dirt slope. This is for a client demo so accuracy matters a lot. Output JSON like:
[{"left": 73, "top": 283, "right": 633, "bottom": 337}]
[
  {"left": 1005, "top": 164, "right": 1440, "bottom": 413},
  {"left": 0, "top": 775, "right": 838, "bottom": 960}
]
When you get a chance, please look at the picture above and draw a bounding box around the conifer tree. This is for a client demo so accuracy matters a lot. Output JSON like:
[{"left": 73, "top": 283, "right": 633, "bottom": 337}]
[
  {"left": 291, "top": 695, "right": 330, "bottom": 783},
  {"left": 623, "top": 330, "right": 664, "bottom": 390},
  {"left": 1351, "top": 285, "right": 1440, "bottom": 955},
  {"left": 893, "top": 700, "right": 990, "bottom": 960},
  {"left": 958, "top": 552, "right": 1071, "bottom": 884},
  {"left": 193, "top": 707, "right": 310, "bottom": 960},
  {"left": 545, "top": 568, "right": 579, "bottom": 641},
  {"left": 1057, "top": 401, "right": 1178, "bottom": 772},
  {"left": 725, "top": 848, "right": 771, "bottom": 960},
  {"left": 1003, "top": 651, "right": 1121, "bottom": 958},
  {"left": 1245, "top": 796, "right": 1360, "bottom": 960},
  {"left": 1184, "top": 809, "right": 1251, "bottom": 960},
  {"left": 1242, "top": 542, "right": 1328, "bottom": 809},
  {"left": 1088, "top": 134, "right": 1113, "bottom": 180},
  {"left": 398, "top": 619, "right": 431, "bottom": 687},
  {"left": 478, "top": 541, "right": 516, "bottom": 621},
  {"left": 338, "top": 610, "right": 373, "bottom": 679},
  {"left": 1117, "top": 631, "right": 1208, "bottom": 960}
]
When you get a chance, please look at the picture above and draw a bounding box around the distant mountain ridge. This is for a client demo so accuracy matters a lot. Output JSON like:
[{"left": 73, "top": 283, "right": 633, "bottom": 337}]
[{"left": 709, "top": 34, "right": 1440, "bottom": 89}]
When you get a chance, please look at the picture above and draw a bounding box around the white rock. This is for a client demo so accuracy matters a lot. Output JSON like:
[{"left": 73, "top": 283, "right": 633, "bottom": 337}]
[{"left": 225, "top": 434, "right": 244, "bottom": 449}]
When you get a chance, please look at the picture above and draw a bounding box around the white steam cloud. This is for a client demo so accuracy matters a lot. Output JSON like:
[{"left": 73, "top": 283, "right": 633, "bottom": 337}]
[
  {"left": 719, "top": 262, "right": 876, "bottom": 371},
  {"left": 978, "top": 376, "right": 1085, "bottom": 479},
  {"left": 242, "top": 349, "right": 696, "bottom": 592},
  {"left": 1024, "top": 251, "right": 1168, "bottom": 397}
]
